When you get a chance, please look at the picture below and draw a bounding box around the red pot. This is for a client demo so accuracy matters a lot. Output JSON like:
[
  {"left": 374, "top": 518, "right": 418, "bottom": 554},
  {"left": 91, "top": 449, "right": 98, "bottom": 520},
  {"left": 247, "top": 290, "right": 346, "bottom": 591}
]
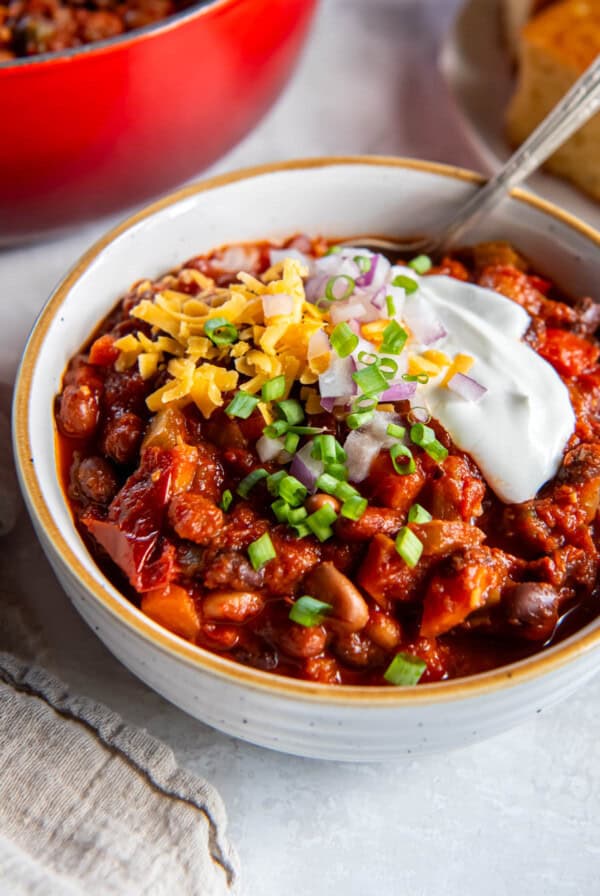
[{"left": 0, "top": 0, "right": 318, "bottom": 243}]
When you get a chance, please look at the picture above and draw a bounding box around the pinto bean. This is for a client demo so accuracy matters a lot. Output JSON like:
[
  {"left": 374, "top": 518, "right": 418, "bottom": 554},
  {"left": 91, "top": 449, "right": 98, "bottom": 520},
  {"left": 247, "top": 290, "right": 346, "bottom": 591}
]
[
  {"left": 365, "top": 610, "right": 402, "bottom": 651},
  {"left": 101, "top": 412, "right": 144, "bottom": 465},
  {"left": 202, "top": 590, "right": 265, "bottom": 622},
  {"left": 502, "top": 583, "right": 561, "bottom": 642},
  {"left": 276, "top": 623, "right": 327, "bottom": 659},
  {"left": 74, "top": 456, "right": 118, "bottom": 505},
  {"left": 168, "top": 493, "right": 224, "bottom": 545},
  {"left": 305, "top": 493, "right": 341, "bottom": 515},
  {"left": 58, "top": 383, "right": 100, "bottom": 438},
  {"left": 303, "top": 561, "right": 369, "bottom": 633}
]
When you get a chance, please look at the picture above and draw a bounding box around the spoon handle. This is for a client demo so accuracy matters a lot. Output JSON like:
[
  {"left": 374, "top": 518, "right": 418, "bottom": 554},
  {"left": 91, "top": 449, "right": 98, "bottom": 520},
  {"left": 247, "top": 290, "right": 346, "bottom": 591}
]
[{"left": 438, "top": 55, "right": 600, "bottom": 252}]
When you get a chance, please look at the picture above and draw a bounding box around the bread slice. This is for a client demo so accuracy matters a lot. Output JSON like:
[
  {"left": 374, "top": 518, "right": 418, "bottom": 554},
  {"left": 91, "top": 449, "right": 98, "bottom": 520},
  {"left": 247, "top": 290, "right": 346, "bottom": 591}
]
[{"left": 506, "top": 0, "right": 600, "bottom": 201}]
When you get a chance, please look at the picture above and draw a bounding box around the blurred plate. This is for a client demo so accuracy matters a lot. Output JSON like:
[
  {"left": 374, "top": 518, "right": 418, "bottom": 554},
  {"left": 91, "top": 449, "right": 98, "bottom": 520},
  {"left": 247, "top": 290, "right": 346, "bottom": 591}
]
[{"left": 439, "top": 0, "right": 600, "bottom": 232}]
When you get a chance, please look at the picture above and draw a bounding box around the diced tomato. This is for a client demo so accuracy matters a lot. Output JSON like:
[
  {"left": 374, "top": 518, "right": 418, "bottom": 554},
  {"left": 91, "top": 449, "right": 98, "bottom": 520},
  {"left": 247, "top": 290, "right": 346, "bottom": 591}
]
[
  {"left": 538, "top": 328, "right": 600, "bottom": 377},
  {"left": 356, "top": 533, "right": 429, "bottom": 606},
  {"left": 88, "top": 334, "right": 120, "bottom": 367},
  {"left": 365, "top": 453, "right": 425, "bottom": 512}
]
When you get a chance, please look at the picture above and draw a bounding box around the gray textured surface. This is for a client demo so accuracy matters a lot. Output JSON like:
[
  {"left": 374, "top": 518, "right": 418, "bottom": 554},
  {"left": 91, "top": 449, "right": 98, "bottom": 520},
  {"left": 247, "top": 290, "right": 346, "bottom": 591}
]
[{"left": 2, "top": 1, "right": 600, "bottom": 893}]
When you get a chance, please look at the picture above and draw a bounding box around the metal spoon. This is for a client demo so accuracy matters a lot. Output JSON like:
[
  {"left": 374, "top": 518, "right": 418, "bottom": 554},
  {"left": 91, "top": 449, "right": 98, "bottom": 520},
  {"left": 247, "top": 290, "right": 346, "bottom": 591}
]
[{"left": 346, "top": 55, "right": 600, "bottom": 257}]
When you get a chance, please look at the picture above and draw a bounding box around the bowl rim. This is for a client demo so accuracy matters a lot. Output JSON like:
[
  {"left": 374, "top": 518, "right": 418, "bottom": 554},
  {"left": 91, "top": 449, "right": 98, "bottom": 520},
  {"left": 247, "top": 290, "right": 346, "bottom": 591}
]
[
  {"left": 0, "top": 0, "right": 234, "bottom": 71},
  {"left": 14, "top": 154, "right": 600, "bottom": 707}
]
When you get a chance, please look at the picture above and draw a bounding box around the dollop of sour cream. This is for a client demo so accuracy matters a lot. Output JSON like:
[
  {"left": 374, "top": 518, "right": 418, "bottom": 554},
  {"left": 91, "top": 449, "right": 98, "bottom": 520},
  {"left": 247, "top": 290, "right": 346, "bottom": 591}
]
[{"left": 414, "top": 275, "right": 575, "bottom": 504}]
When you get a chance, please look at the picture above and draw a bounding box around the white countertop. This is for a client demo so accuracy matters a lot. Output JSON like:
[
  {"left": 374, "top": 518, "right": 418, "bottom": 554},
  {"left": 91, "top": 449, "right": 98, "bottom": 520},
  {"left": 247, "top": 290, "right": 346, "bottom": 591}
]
[{"left": 2, "top": 1, "right": 600, "bottom": 893}]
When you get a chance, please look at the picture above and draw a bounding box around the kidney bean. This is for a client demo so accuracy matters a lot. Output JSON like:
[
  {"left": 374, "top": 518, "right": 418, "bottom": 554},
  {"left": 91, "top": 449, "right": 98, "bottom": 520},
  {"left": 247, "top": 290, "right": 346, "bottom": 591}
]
[
  {"left": 202, "top": 590, "right": 265, "bottom": 622},
  {"left": 57, "top": 383, "right": 100, "bottom": 438},
  {"left": 200, "top": 623, "right": 241, "bottom": 651},
  {"left": 101, "top": 412, "right": 144, "bottom": 465},
  {"left": 502, "top": 583, "right": 562, "bottom": 642},
  {"left": 333, "top": 631, "right": 386, "bottom": 668},
  {"left": 275, "top": 622, "right": 327, "bottom": 659},
  {"left": 168, "top": 493, "right": 224, "bottom": 545},
  {"left": 303, "top": 562, "right": 369, "bottom": 633},
  {"left": 74, "top": 456, "right": 118, "bottom": 505}
]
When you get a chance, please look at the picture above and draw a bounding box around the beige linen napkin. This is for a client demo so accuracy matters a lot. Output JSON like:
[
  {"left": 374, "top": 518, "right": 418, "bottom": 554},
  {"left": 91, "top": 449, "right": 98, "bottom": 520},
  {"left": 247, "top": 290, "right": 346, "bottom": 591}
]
[{"left": 0, "top": 391, "right": 239, "bottom": 895}]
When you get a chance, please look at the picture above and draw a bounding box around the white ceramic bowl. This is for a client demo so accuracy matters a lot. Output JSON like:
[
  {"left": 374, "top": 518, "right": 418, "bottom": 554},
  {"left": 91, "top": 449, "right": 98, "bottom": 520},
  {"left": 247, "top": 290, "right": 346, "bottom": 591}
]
[{"left": 13, "top": 157, "right": 600, "bottom": 761}]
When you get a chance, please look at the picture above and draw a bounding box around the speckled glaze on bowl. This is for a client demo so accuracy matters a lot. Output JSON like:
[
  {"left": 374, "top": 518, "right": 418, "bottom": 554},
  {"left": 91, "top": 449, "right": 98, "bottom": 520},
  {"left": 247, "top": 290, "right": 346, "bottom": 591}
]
[{"left": 13, "top": 157, "right": 600, "bottom": 761}]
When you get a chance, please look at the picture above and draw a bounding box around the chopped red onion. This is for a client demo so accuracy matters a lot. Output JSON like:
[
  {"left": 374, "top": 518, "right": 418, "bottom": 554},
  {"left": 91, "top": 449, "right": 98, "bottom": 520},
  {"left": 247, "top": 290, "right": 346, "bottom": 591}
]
[
  {"left": 262, "top": 294, "right": 294, "bottom": 319},
  {"left": 211, "top": 246, "right": 259, "bottom": 273},
  {"left": 290, "top": 441, "right": 324, "bottom": 493},
  {"left": 330, "top": 301, "right": 368, "bottom": 324},
  {"left": 362, "top": 411, "right": 406, "bottom": 448},
  {"left": 356, "top": 253, "right": 377, "bottom": 287},
  {"left": 370, "top": 287, "right": 386, "bottom": 311},
  {"left": 269, "top": 248, "right": 312, "bottom": 270},
  {"left": 319, "top": 396, "right": 336, "bottom": 413},
  {"left": 256, "top": 435, "right": 285, "bottom": 463},
  {"left": 402, "top": 295, "right": 447, "bottom": 345},
  {"left": 380, "top": 381, "right": 417, "bottom": 401},
  {"left": 343, "top": 431, "right": 381, "bottom": 483},
  {"left": 308, "top": 328, "right": 330, "bottom": 359},
  {"left": 318, "top": 355, "right": 355, "bottom": 398},
  {"left": 447, "top": 372, "right": 488, "bottom": 402}
]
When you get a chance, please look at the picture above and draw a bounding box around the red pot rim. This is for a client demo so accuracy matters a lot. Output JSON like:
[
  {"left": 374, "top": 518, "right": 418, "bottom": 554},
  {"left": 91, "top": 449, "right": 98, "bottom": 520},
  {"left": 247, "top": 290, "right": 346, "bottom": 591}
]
[{"left": 0, "top": 0, "right": 236, "bottom": 71}]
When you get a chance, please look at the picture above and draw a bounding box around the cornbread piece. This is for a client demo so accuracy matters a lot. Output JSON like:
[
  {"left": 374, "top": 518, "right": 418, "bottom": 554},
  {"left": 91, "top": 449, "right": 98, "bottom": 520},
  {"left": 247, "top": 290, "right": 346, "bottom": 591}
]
[
  {"left": 502, "top": 0, "right": 548, "bottom": 59},
  {"left": 506, "top": 0, "right": 600, "bottom": 201}
]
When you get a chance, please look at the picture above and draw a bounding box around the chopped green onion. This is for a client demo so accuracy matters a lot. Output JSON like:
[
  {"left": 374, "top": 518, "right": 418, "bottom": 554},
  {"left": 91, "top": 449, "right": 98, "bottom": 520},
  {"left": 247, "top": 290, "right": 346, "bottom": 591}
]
[
  {"left": 316, "top": 473, "right": 340, "bottom": 495},
  {"left": 291, "top": 522, "right": 312, "bottom": 538},
  {"left": 237, "top": 468, "right": 268, "bottom": 498},
  {"left": 266, "top": 470, "right": 287, "bottom": 495},
  {"left": 408, "top": 254, "right": 432, "bottom": 275},
  {"left": 248, "top": 532, "right": 277, "bottom": 570},
  {"left": 347, "top": 411, "right": 374, "bottom": 430},
  {"left": 289, "top": 595, "right": 333, "bottom": 627},
  {"left": 275, "top": 399, "right": 304, "bottom": 426},
  {"left": 278, "top": 474, "right": 308, "bottom": 508},
  {"left": 386, "top": 294, "right": 396, "bottom": 317},
  {"left": 288, "top": 506, "right": 308, "bottom": 525},
  {"left": 204, "top": 317, "right": 238, "bottom": 346},
  {"left": 384, "top": 652, "right": 427, "bottom": 686},
  {"left": 395, "top": 526, "right": 423, "bottom": 568},
  {"left": 424, "top": 439, "right": 448, "bottom": 463},
  {"left": 325, "top": 245, "right": 342, "bottom": 256},
  {"left": 390, "top": 444, "right": 416, "bottom": 475},
  {"left": 407, "top": 407, "right": 431, "bottom": 425},
  {"left": 324, "top": 462, "right": 348, "bottom": 481},
  {"left": 377, "top": 357, "right": 398, "bottom": 380},
  {"left": 402, "top": 373, "right": 430, "bottom": 384},
  {"left": 271, "top": 498, "right": 291, "bottom": 523},
  {"left": 352, "top": 395, "right": 378, "bottom": 412},
  {"left": 357, "top": 350, "right": 379, "bottom": 366},
  {"left": 386, "top": 423, "right": 406, "bottom": 440},
  {"left": 263, "top": 419, "right": 290, "bottom": 438},
  {"left": 392, "top": 274, "right": 419, "bottom": 294},
  {"left": 352, "top": 364, "right": 389, "bottom": 396},
  {"left": 331, "top": 322, "right": 359, "bottom": 358},
  {"left": 354, "top": 255, "right": 372, "bottom": 273},
  {"left": 341, "top": 495, "right": 368, "bottom": 520},
  {"left": 312, "top": 434, "right": 346, "bottom": 464},
  {"left": 334, "top": 481, "right": 359, "bottom": 502},
  {"left": 220, "top": 489, "right": 233, "bottom": 512},
  {"left": 408, "top": 503, "right": 433, "bottom": 523},
  {"left": 410, "top": 423, "right": 435, "bottom": 447},
  {"left": 380, "top": 320, "right": 408, "bottom": 355},
  {"left": 325, "top": 275, "right": 356, "bottom": 302},
  {"left": 261, "top": 375, "right": 286, "bottom": 403},
  {"left": 226, "top": 391, "right": 259, "bottom": 419},
  {"left": 306, "top": 504, "right": 338, "bottom": 542},
  {"left": 288, "top": 424, "right": 324, "bottom": 436},
  {"left": 284, "top": 431, "right": 300, "bottom": 454}
]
